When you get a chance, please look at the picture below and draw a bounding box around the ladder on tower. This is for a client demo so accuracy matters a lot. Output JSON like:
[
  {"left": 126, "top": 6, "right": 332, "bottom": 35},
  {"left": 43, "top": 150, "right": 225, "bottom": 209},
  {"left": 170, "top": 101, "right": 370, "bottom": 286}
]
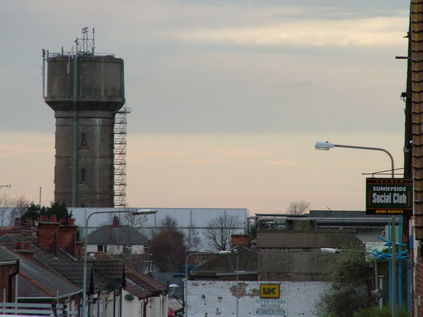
[{"left": 114, "top": 106, "right": 130, "bottom": 208}]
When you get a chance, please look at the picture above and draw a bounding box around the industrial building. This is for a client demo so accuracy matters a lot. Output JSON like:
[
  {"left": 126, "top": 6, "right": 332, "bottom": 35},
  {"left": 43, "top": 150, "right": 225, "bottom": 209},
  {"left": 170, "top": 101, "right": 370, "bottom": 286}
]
[{"left": 71, "top": 207, "right": 248, "bottom": 252}]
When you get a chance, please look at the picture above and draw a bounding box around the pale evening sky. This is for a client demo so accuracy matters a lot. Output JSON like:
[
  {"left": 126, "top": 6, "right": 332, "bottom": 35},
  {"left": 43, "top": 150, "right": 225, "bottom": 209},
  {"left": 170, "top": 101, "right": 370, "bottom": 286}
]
[{"left": 0, "top": 0, "right": 409, "bottom": 215}]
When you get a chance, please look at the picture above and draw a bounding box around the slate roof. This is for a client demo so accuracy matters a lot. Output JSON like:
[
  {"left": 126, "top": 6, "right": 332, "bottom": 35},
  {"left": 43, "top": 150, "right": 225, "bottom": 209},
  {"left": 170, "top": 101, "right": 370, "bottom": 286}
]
[
  {"left": 0, "top": 233, "right": 110, "bottom": 294},
  {"left": 0, "top": 247, "right": 19, "bottom": 262},
  {"left": 125, "top": 279, "right": 149, "bottom": 299},
  {"left": 91, "top": 259, "right": 125, "bottom": 285},
  {"left": 0, "top": 233, "right": 75, "bottom": 266},
  {"left": 86, "top": 225, "right": 148, "bottom": 245},
  {"left": 190, "top": 245, "right": 258, "bottom": 279},
  {"left": 0, "top": 246, "right": 80, "bottom": 299},
  {"left": 84, "top": 252, "right": 166, "bottom": 298},
  {"left": 125, "top": 265, "right": 167, "bottom": 297},
  {"left": 0, "top": 231, "right": 165, "bottom": 301}
]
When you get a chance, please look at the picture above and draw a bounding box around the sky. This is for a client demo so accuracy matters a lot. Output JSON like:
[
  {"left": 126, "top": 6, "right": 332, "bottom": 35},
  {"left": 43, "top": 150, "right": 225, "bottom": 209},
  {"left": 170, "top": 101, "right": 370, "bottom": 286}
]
[{"left": 0, "top": 0, "right": 410, "bottom": 215}]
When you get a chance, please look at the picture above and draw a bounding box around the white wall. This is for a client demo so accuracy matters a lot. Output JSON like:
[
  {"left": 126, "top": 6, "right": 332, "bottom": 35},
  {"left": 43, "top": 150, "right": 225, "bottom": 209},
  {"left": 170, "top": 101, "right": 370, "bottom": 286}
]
[
  {"left": 186, "top": 280, "right": 330, "bottom": 317},
  {"left": 122, "top": 289, "right": 144, "bottom": 317},
  {"left": 147, "top": 294, "right": 168, "bottom": 317},
  {"left": 88, "top": 291, "right": 117, "bottom": 317},
  {"left": 86, "top": 244, "right": 145, "bottom": 255}
]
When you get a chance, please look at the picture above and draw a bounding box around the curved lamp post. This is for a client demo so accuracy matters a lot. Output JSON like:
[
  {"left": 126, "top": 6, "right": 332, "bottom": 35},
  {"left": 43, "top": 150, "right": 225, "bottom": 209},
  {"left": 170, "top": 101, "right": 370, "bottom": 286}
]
[
  {"left": 315, "top": 141, "right": 395, "bottom": 178},
  {"left": 219, "top": 250, "right": 239, "bottom": 317},
  {"left": 316, "top": 141, "right": 398, "bottom": 316},
  {"left": 184, "top": 250, "right": 239, "bottom": 317},
  {"left": 82, "top": 209, "right": 157, "bottom": 317},
  {"left": 184, "top": 252, "right": 219, "bottom": 317}
]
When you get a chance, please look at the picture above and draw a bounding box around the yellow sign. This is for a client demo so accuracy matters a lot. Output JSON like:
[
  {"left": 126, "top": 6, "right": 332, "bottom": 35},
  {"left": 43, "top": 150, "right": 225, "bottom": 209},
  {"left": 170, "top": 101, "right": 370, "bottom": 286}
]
[{"left": 260, "top": 284, "right": 280, "bottom": 298}]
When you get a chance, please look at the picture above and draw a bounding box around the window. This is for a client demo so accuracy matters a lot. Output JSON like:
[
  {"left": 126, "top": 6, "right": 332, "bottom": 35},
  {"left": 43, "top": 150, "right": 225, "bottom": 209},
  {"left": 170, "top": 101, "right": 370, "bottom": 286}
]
[
  {"left": 81, "top": 133, "right": 87, "bottom": 146},
  {"left": 97, "top": 245, "right": 107, "bottom": 252},
  {"left": 80, "top": 168, "right": 86, "bottom": 182}
]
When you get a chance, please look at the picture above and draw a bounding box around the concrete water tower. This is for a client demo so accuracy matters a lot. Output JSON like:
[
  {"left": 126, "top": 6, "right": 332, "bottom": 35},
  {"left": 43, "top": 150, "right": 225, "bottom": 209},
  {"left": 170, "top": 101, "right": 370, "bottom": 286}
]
[{"left": 43, "top": 28, "right": 125, "bottom": 207}]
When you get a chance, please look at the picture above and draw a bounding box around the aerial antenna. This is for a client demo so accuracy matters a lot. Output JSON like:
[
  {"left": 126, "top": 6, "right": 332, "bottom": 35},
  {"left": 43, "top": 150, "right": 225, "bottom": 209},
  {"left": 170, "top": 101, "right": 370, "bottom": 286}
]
[{"left": 75, "top": 27, "right": 95, "bottom": 55}]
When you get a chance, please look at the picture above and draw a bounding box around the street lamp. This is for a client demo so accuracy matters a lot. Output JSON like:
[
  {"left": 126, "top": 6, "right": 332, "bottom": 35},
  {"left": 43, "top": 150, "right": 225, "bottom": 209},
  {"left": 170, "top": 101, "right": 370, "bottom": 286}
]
[
  {"left": 184, "top": 250, "right": 239, "bottom": 317},
  {"left": 82, "top": 209, "right": 157, "bottom": 317},
  {"left": 168, "top": 284, "right": 184, "bottom": 310},
  {"left": 219, "top": 249, "right": 239, "bottom": 317},
  {"left": 314, "top": 141, "right": 395, "bottom": 178},
  {"left": 315, "top": 141, "right": 398, "bottom": 315},
  {"left": 184, "top": 252, "right": 219, "bottom": 317}
]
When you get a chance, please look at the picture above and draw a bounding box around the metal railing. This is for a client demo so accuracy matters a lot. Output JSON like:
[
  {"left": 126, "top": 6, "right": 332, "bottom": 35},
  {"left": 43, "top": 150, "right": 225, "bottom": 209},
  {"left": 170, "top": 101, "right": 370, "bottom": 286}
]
[{"left": 0, "top": 302, "right": 77, "bottom": 316}]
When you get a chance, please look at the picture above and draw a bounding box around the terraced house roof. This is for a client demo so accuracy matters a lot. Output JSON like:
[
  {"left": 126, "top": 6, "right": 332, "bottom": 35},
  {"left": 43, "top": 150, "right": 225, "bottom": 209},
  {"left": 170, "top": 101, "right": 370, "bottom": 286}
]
[
  {"left": 86, "top": 224, "right": 148, "bottom": 245},
  {"left": 0, "top": 247, "right": 81, "bottom": 299}
]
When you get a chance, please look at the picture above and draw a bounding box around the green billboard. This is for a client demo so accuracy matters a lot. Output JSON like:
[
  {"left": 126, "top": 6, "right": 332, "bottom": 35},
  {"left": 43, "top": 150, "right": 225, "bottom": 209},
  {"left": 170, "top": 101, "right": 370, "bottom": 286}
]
[{"left": 366, "top": 178, "right": 413, "bottom": 215}]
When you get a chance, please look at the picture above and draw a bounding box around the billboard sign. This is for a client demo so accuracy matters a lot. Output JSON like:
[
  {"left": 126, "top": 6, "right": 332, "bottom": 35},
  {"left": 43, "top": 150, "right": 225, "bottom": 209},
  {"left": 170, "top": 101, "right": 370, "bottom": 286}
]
[
  {"left": 257, "top": 284, "right": 285, "bottom": 316},
  {"left": 366, "top": 178, "right": 413, "bottom": 215},
  {"left": 260, "top": 284, "right": 280, "bottom": 299}
]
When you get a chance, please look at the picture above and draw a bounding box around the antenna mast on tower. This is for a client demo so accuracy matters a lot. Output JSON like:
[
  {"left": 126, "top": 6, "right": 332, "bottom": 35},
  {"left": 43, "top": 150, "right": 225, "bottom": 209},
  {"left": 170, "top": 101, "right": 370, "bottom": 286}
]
[{"left": 75, "top": 27, "right": 95, "bottom": 55}]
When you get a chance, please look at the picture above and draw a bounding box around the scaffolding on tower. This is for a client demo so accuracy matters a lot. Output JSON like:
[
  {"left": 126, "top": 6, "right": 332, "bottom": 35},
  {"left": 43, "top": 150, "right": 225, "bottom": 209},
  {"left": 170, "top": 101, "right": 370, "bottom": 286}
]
[{"left": 114, "top": 105, "right": 130, "bottom": 207}]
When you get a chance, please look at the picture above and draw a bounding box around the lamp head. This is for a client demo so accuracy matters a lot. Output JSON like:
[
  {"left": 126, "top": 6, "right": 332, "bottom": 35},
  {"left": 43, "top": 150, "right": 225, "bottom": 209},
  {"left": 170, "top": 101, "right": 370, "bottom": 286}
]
[
  {"left": 131, "top": 209, "right": 158, "bottom": 216},
  {"left": 315, "top": 141, "right": 335, "bottom": 151},
  {"left": 218, "top": 249, "right": 238, "bottom": 254},
  {"left": 168, "top": 283, "right": 178, "bottom": 295},
  {"left": 320, "top": 248, "right": 342, "bottom": 253}
]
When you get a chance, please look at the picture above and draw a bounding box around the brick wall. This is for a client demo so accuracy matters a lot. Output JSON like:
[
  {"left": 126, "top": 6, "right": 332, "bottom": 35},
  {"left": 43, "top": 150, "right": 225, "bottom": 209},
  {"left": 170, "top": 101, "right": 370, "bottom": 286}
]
[
  {"left": 15, "top": 242, "right": 34, "bottom": 259},
  {"left": 417, "top": 254, "right": 423, "bottom": 317},
  {"left": 231, "top": 234, "right": 250, "bottom": 248},
  {"left": 0, "top": 261, "right": 18, "bottom": 302},
  {"left": 58, "top": 224, "right": 77, "bottom": 255},
  {"left": 37, "top": 220, "right": 59, "bottom": 255},
  {"left": 37, "top": 217, "right": 78, "bottom": 256}
]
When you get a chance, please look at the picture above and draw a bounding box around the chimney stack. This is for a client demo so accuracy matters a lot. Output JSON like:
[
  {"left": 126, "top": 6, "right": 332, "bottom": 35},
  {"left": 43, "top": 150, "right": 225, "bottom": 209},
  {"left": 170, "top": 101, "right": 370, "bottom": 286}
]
[
  {"left": 15, "top": 242, "right": 34, "bottom": 259},
  {"left": 231, "top": 234, "right": 250, "bottom": 249},
  {"left": 37, "top": 216, "right": 60, "bottom": 255},
  {"left": 58, "top": 218, "right": 78, "bottom": 256},
  {"left": 112, "top": 216, "right": 120, "bottom": 228},
  {"left": 37, "top": 216, "right": 78, "bottom": 256},
  {"left": 14, "top": 218, "right": 21, "bottom": 228}
]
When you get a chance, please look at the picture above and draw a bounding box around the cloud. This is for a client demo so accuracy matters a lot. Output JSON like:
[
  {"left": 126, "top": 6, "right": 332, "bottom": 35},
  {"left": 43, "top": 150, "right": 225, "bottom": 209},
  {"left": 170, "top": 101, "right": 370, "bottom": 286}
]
[
  {"left": 0, "top": 0, "right": 410, "bottom": 213},
  {"left": 0, "top": 0, "right": 408, "bottom": 136},
  {"left": 0, "top": 129, "right": 405, "bottom": 213},
  {"left": 173, "top": 17, "right": 406, "bottom": 48}
]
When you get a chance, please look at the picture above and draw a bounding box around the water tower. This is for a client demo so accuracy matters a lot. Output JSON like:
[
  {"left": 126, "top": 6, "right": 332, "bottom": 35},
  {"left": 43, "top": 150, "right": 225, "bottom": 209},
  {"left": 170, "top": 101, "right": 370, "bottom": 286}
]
[{"left": 43, "top": 28, "right": 125, "bottom": 207}]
